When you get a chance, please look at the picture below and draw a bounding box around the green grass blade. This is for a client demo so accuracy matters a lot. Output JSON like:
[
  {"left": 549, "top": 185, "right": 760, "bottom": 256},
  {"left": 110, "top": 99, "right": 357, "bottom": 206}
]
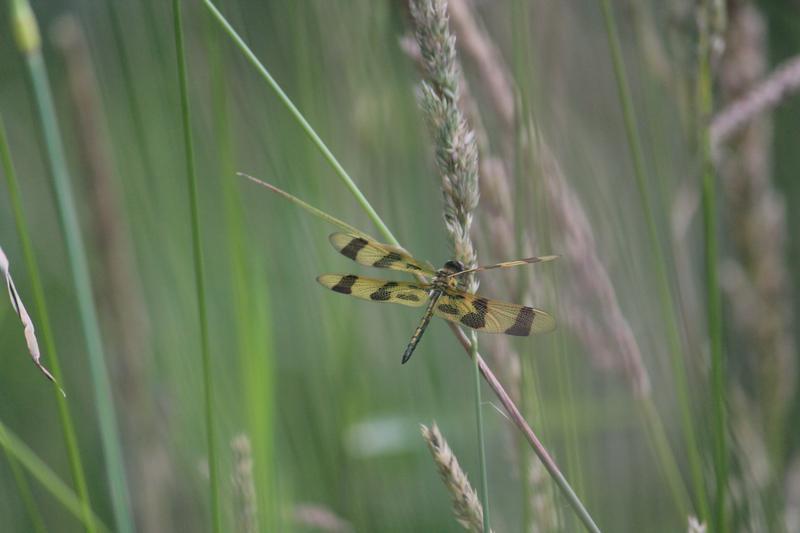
[
  {"left": 0, "top": 113, "right": 96, "bottom": 533},
  {"left": 470, "top": 332, "right": 491, "bottom": 532},
  {"left": 202, "top": 0, "right": 398, "bottom": 246},
  {"left": 598, "top": 0, "right": 701, "bottom": 519},
  {"left": 696, "top": 3, "right": 726, "bottom": 527},
  {"left": 206, "top": 19, "right": 277, "bottom": 528},
  {"left": 10, "top": 2, "right": 134, "bottom": 530},
  {"left": 239, "top": 173, "right": 367, "bottom": 238},
  {"left": 105, "top": 1, "right": 159, "bottom": 190},
  {"left": 0, "top": 419, "right": 110, "bottom": 532},
  {"left": 173, "top": 1, "right": 221, "bottom": 531},
  {"left": 2, "top": 450, "right": 46, "bottom": 532}
]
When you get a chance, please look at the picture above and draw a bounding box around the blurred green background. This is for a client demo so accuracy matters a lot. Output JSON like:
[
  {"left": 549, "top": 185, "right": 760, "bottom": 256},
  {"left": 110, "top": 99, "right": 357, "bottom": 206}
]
[{"left": 1, "top": 1, "right": 799, "bottom": 531}]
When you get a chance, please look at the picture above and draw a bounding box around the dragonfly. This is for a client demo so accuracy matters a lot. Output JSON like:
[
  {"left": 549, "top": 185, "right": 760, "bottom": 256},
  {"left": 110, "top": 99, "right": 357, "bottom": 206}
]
[{"left": 317, "top": 232, "right": 557, "bottom": 364}]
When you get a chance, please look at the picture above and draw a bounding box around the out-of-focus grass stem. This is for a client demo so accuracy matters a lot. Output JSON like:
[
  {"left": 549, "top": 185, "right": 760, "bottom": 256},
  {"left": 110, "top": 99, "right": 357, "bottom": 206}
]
[
  {"left": 0, "top": 419, "right": 109, "bottom": 532},
  {"left": 173, "top": 1, "right": 221, "bottom": 531},
  {"left": 1, "top": 114, "right": 93, "bottom": 533},
  {"left": 598, "top": 0, "right": 704, "bottom": 520},
  {"left": 105, "top": 1, "right": 158, "bottom": 189},
  {"left": 3, "top": 450, "right": 46, "bottom": 533},
  {"left": 10, "top": 1, "right": 133, "bottom": 531},
  {"left": 202, "top": 0, "right": 397, "bottom": 246},
  {"left": 470, "top": 331, "right": 490, "bottom": 532},
  {"left": 697, "top": 2, "right": 726, "bottom": 528},
  {"left": 206, "top": 12, "right": 277, "bottom": 528}
]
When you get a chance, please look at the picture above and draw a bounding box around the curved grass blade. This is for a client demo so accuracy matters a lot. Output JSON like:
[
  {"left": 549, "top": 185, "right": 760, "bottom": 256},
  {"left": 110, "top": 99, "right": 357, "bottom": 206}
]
[{"left": 0, "top": 419, "right": 110, "bottom": 532}]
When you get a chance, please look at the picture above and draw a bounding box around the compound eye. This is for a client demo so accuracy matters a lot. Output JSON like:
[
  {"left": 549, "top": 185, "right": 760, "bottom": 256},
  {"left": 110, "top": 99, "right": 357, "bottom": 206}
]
[{"left": 444, "top": 260, "right": 464, "bottom": 273}]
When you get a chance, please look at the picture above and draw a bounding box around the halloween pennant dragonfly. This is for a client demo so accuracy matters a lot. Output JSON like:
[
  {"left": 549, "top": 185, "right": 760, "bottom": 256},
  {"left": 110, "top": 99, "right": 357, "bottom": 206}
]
[{"left": 317, "top": 232, "right": 557, "bottom": 364}]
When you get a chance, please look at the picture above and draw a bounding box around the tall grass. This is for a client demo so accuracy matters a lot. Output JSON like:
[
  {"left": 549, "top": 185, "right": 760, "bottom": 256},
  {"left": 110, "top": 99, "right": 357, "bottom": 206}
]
[
  {"left": 207, "top": 2, "right": 600, "bottom": 530},
  {"left": 205, "top": 8, "right": 277, "bottom": 529},
  {"left": 10, "top": 1, "right": 132, "bottom": 531},
  {"left": 0, "top": 1, "right": 798, "bottom": 531},
  {"left": 696, "top": 2, "right": 726, "bottom": 528},
  {"left": 0, "top": 420, "right": 108, "bottom": 532},
  {"left": 172, "top": 1, "right": 220, "bottom": 530},
  {"left": 1, "top": 114, "right": 93, "bottom": 532},
  {"left": 598, "top": 0, "right": 702, "bottom": 519}
]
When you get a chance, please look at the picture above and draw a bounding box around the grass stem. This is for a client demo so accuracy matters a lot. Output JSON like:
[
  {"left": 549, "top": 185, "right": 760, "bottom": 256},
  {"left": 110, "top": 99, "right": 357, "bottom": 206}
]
[
  {"left": 1, "top": 114, "right": 95, "bottom": 533},
  {"left": 11, "top": 1, "right": 133, "bottom": 530},
  {"left": 202, "top": 0, "right": 397, "bottom": 246},
  {"left": 696, "top": 2, "right": 726, "bottom": 527},
  {"left": 598, "top": 0, "right": 703, "bottom": 519},
  {"left": 470, "top": 331, "right": 491, "bottom": 532},
  {"left": 173, "top": 1, "right": 221, "bottom": 531},
  {"left": 0, "top": 419, "right": 109, "bottom": 532}
]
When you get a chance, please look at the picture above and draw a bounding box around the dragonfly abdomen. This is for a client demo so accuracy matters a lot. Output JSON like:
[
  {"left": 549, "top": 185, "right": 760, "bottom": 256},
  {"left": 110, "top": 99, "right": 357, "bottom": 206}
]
[{"left": 401, "top": 289, "right": 442, "bottom": 364}]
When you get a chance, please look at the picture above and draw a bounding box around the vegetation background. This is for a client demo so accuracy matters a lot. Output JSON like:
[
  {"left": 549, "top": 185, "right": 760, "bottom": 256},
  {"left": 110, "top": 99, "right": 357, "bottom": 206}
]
[{"left": 0, "top": 0, "right": 798, "bottom": 531}]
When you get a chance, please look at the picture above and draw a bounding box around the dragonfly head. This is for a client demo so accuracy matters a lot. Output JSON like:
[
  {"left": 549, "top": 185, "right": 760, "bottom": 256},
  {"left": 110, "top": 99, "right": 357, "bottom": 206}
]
[{"left": 442, "top": 260, "right": 465, "bottom": 275}]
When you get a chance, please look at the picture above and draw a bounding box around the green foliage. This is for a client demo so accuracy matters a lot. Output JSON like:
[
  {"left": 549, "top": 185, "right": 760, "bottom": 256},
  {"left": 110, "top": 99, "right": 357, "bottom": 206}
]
[{"left": 0, "top": 1, "right": 797, "bottom": 532}]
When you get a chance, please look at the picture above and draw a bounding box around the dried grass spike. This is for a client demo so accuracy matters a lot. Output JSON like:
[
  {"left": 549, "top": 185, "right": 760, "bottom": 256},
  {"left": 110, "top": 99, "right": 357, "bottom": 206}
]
[
  {"left": 412, "top": 0, "right": 479, "bottom": 289},
  {"left": 0, "top": 245, "right": 64, "bottom": 396},
  {"left": 687, "top": 516, "right": 707, "bottom": 533},
  {"left": 230, "top": 433, "right": 258, "bottom": 533},
  {"left": 421, "top": 423, "right": 489, "bottom": 533}
]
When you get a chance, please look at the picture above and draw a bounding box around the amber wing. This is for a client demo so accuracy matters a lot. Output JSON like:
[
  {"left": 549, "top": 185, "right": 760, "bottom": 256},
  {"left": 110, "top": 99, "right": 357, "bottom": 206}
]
[
  {"left": 434, "top": 288, "right": 555, "bottom": 336},
  {"left": 316, "top": 274, "right": 430, "bottom": 307},
  {"left": 328, "top": 233, "right": 435, "bottom": 275}
]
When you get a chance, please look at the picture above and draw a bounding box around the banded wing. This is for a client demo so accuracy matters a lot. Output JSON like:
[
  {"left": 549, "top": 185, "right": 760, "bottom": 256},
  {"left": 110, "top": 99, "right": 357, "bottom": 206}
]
[
  {"left": 328, "top": 233, "right": 435, "bottom": 275},
  {"left": 448, "top": 255, "right": 559, "bottom": 279},
  {"left": 434, "top": 288, "right": 555, "bottom": 336},
  {"left": 317, "top": 274, "right": 430, "bottom": 307}
]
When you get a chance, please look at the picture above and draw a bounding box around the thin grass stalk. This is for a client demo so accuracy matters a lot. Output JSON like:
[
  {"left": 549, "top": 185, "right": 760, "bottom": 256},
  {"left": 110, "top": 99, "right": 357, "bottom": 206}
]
[
  {"left": 508, "top": 2, "right": 585, "bottom": 493},
  {"left": 446, "top": 323, "right": 601, "bottom": 533},
  {"left": 513, "top": 125, "right": 536, "bottom": 533},
  {"left": 206, "top": 4, "right": 598, "bottom": 529},
  {"left": 0, "top": 115, "right": 93, "bottom": 533},
  {"left": 446, "top": 1, "right": 688, "bottom": 514},
  {"left": 10, "top": 2, "right": 133, "bottom": 530},
  {"left": 206, "top": 17, "right": 276, "bottom": 529},
  {"left": 697, "top": 2, "right": 726, "bottom": 528},
  {"left": 105, "top": 0, "right": 159, "bottom": 190},
  {"left": 711, "top": 53, "right": 800, "bottom": 145},
  {"left": 0, "top": 419, "right": 110, "bottom": 532},
  {"left": 51, "top": 16, "right": 177, "bottom": 532},
  {"left": 470, "top": 332, "right": 490, "bottom": 531},
  {"left": 202, "top": 0, "right": 397, "bottom": 245},
  {"left": 598, "top": 0, "right": 708, "bottom": 520},
  {"left": 447, "top": 2, "right": 689, "bottom": 524},
  {"left": 172, "top": 1, "right": 221, "bottom": 531},
  {"left": 3, "top": 449, "right": 46, "bottom": 533}
]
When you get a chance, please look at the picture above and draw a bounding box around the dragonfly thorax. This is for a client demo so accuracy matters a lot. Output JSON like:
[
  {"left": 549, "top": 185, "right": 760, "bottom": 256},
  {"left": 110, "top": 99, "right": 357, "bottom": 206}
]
[{"left": 434, "top": 260, "right": 465, "bottom": 291}]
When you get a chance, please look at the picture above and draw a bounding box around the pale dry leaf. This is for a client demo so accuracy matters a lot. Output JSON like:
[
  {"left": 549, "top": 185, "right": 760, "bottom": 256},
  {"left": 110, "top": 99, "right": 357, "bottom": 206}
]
[{"left": 0, "top": 245, "right": 64, "bottom": 396}]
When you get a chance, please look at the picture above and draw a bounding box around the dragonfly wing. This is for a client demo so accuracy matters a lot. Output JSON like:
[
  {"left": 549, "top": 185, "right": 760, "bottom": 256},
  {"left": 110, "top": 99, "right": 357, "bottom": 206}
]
[
  {"left": 449, "top": 255, "right": 558, "bottom": 278},
  {"left": 317, "top": 274, "right": 430, "bottom": 307},
  {"left": 329, "top": 233, "right": 435, "bottom": 275},
  {"left": 434, "top": 288, "right": 555, "bottom": 335}
]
